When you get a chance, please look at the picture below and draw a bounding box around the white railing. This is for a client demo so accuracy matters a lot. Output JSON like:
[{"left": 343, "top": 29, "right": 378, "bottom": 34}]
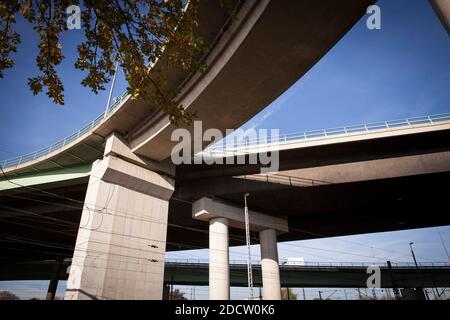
[
  {"left": 0, "top": 91, "right": 129, "bottom": 169},
  {"left": 1, "top": 111, "right": 450, "bottom": 169},
  {"left": 201, "top": 113, "right": 450, "bottom": 157}
]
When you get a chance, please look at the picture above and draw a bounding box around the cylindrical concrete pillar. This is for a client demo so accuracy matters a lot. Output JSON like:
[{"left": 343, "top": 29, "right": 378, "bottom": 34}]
[
  {"left": 260, "top": 228, "right": 281, "bottom": 300},
  {"left": 209, "top": 217, "right": 230, "bottom": 300}
]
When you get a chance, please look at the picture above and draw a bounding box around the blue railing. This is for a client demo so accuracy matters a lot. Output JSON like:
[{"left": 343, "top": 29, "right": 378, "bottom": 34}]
[
  {"left": 0, "top": 91, "right": 129, "bottom": 169},
  {"left": 202, "top": 112, "right": 450, "bottom": 156},
  {"left": 1, "top": 110, "right": 450, "bottom": 169}
]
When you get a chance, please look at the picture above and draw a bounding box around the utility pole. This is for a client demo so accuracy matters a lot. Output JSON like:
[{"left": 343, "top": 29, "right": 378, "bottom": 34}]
[
  {"left": 387, "top": 261, "right": 401, "bottom": 299},
  {"left": 170, "top": 271, "right": 174, "bottom": 300},
  {"left": 302, "top": 288, "right": 306, "bottom": 300},
  {"left": 410, "top": 242, "right": 429, "bottom": 300},
  {"left": 318, "top": 290, "right": 323, "bottom": 300},
  {"left": 244, "top": 193, "right": 254, "bottom": 300},
  {"left": 409, "top": 242, "right": 419, "bottom": 269},
  {"left": 46, "top": 256, "right": 63, "bottom": 300},
  {"left": 436, "top": 228, "right": 450, "bottom": 262}
]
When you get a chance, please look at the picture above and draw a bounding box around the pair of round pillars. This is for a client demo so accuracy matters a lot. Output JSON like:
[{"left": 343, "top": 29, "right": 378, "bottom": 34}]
[{"left": 208, "top": 217, "right": 281, "bottom": 300}]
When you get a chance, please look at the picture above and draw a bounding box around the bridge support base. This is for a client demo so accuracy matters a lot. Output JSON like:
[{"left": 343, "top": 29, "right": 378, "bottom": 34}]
[{"left": 64, "top": 154, "right": 174, "bottom": 300}]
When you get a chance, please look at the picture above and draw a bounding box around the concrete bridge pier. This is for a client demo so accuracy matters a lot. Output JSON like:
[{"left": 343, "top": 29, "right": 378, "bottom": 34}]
[
  {"left": 192, "top": 197, "right": 288, "bottom": 300},
  {"left": 260, "top": 228, "right": 281, "bottom": 300},
  {"left": 64, "top": 133, "right": 174, "bottom": 300},
  {"left": 209, "top": 217, "right": 230, "bottom": 300}
]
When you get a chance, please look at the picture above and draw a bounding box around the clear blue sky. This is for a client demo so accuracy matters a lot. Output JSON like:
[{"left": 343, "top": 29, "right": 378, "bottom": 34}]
[{"left": 0, "top": 0, "right": 449, "bottom": 299}]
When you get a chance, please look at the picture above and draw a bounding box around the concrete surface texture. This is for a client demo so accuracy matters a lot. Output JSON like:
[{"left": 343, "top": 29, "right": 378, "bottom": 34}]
[
  {"left": 193, "top": 197, "right": 288, "bottom": 233},
  {"left": 260, "top": 229, "right": 282, "bottom": 300},
  {"left": 208, "top": 217, "right": 230, "bottom": 300},
  {"left": 193, "top": 197, "right": 287, "bottom": 300},
  {"left": 65, "top": 154, "right": 174, "bottom": 300}
]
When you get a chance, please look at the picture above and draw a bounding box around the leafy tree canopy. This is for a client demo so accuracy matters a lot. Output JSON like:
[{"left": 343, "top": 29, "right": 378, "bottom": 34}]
[
  {"left": 0, "top": 290, "right": 20, "bottom": 300},
  {"left": 0, "top": 0, "right": 207, "bottom": 124},
  {"left": 281, "top": 288, "right": 298, "bottom": 300},
  {"left": 170, "top": 288, "right": 187, "bottom": 300}
]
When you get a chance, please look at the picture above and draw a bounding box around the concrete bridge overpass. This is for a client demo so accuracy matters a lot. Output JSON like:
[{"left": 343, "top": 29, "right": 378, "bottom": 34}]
[
  {"left": 1, "top": 0, "right": 373, "bottom": 175},
  {"left": 1, "top": 0, "right": 449, "bottom": 301},
  {"left": 2, "top": 114, "right": 450, "bottom": 247},
  {"left": 1, "top": 260, "right": 449, "bottom": 290},
  {"left": 1, "top": 113, "right": 450, "bottom": 299}
]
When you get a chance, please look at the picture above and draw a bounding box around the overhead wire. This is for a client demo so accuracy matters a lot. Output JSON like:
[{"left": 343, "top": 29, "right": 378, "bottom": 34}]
[{"left": 1, "top": 164, "right": 444, "bottom": 267}]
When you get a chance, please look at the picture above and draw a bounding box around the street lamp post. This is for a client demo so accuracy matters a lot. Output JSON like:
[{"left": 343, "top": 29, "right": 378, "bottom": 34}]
[
  {"left": 409, "top": 242, "right": 429, "bottom": 300},
  {"left": 104, "top": 59, "right": 120, "bottom": 117},
  {"left": 409, "top": 242, "right": 419, "bottom": 270}
]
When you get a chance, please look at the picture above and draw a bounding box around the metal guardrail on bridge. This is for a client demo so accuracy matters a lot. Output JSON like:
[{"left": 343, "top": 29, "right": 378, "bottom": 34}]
[
  {"left": 165, "top": 259, "right": 450, "bottom": 269},
  {"left": 1, "top": 110, "right": 450, "bottom": 169},
  {"left": 0, "top": 91, "right": 129, "bottom": 169},
  {"left": 201, "top": 113, "right": 450, "bottom": 156}
]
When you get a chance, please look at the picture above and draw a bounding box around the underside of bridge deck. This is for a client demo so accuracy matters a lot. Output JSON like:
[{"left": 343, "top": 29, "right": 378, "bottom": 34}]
[{"left": 1, "top": 169, "right": 449, "bottom": 266}]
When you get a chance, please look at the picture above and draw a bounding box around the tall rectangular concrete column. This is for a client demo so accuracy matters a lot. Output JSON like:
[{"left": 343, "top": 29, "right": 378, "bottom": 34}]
[
  {"left": 64, "top": 155, "right": 174, "bottom": 300},
  {"left": 259, "top": 229, "right": 281, "bottom": 300},
  {"left": 209, "top": 217, "right": 230, "bottom": 300}
]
